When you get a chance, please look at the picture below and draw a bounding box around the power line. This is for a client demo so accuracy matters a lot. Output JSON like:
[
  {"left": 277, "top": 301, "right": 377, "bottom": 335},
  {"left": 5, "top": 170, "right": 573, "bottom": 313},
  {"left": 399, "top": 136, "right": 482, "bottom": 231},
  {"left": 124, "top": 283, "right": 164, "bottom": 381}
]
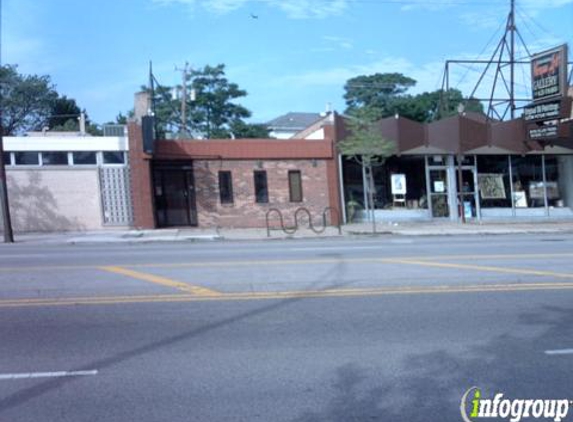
[{"left": 453, "top": 16, "right": 507, "bottom": 90}]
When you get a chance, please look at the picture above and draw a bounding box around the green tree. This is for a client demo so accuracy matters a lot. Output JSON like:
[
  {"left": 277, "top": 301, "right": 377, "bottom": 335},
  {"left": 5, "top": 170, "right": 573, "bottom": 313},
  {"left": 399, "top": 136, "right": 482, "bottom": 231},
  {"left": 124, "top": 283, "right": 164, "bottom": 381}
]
[
  {"left": 48, "top": 95, "right": 81, "bottom": 129},
  {"left": 344, "top": 73, "right": 416, "bottom": 119},
  {"left": 148, "top": 64, "right": 264, "bottom": 139},
  {"left": 0, "top": 65, "right": 58, "bottom": 135},
  {"left": 188, "top": 64, "right": 251, "bottom": 138},
  {"left": 337, "top": 108, "right": 396, "bottom": 232},
  {"left": 229, "top": 120, "right": 270, "bottom": 138},
  {"left": 393, "top": 89, "right": 484, "bottom": 122},
  {"left": 343, "top": 72, "right": 483, "bottom": 123}
]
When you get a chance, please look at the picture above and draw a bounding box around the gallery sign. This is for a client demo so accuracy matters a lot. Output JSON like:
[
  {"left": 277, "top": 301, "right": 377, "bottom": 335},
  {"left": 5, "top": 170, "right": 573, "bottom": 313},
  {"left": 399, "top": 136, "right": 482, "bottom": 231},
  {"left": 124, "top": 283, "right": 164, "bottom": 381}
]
[{"left": 531, "top": 45, "right": 568, "bottom": 103}]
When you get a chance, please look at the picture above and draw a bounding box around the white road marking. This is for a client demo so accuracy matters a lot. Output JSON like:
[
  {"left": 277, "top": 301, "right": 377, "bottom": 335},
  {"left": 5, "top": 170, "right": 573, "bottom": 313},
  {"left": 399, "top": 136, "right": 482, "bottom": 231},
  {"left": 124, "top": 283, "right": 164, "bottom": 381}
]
[
  {"left": 0, "top": 254, "right": 54, "bottom": 259},
  {"left": 544, "top": 349, "right": 573, "bottom": 355},
  {"left": 0, "top": 370, "right": 98, "bottom": 380},
  {"left": 288, "top": 245, "right": 393, "bottom": 252}
]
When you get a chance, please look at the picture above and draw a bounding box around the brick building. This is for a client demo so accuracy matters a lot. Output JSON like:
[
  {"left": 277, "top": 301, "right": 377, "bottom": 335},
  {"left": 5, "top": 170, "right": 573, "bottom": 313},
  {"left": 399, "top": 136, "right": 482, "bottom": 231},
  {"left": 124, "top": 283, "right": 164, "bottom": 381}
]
[{"left": 127, "top": 114, "right": 343, "bottom": 230}]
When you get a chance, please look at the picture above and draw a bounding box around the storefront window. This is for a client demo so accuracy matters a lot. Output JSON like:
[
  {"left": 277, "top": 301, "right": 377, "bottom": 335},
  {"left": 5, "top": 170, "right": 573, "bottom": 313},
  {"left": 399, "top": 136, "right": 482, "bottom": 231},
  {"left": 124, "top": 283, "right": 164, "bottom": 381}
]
[
  {"left": 545, "top": 156, "right": 564, "bottom": 208},
  {"left": 511, "top": 155, "right": 544, "bottom": 208},
  {"left": 477, "top": 156, "right": 512, "bottom": 208},
  {"left": 342, "top": 157, "right": 366, "bottom": 210},
  {"left": 372, "top": 156, "right": 428, "bottom": 210}
]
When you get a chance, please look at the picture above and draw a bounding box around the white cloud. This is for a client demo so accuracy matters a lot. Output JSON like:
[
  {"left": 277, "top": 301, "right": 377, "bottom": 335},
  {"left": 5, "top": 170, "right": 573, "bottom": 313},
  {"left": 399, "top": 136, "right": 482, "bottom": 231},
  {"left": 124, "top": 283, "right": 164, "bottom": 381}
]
[
  {"left": 152, "top": 0, "right": 350, "bottom": 18},
  {"left": 519, "top": 0, "right": 573, "bottom": 16},
  {"left": 397, "top": 0, "right": 459, "bottom": 12},
  {"left": 274, "top": 57, "right": 425, "bottom": 89},
  {"left": 321, "top": 35, "right": 354, "bottom": 50}
]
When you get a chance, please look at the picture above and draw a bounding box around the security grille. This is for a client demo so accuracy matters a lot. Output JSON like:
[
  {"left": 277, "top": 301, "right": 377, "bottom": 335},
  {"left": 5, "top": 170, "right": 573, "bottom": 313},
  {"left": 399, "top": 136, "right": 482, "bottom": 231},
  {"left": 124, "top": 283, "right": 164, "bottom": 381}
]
[
  {"left": 102, "top": 125, "right": 127, "bottom": 137},
  {"left": 99, "top": 166, "right": 134, "bottom": 225}
]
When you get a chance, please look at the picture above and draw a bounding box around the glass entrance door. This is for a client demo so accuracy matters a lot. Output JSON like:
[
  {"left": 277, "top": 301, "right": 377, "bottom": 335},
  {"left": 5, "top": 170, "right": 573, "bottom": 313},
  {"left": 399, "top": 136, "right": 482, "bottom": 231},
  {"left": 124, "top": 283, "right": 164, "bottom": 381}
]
[
  {"left": 154, "top": 166, "right": 198, "bottom": 227},
  {"left": 459, "top": 168, "right": 477, "bottom": 219},
  {"left": 429, "top": 169, "right": 449, "bottom": 218}
]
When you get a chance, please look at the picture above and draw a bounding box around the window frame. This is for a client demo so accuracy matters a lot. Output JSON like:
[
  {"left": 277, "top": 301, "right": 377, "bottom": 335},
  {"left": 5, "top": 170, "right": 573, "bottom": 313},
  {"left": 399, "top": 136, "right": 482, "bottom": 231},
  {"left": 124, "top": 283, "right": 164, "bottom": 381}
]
[
  {"left": 72, "top": 151, "right": 98, "bottom": 166},
  {"left": 253, "top": 170, "right": 269, "bottom": 204},
  {"left": 102, "top": 151, "right": 126, "bottom": 165},
  {"left": 41, "top": 151, "right": 70, "bottom": 166},
  {"left": 218, "top": 170, "right": 234, "bottom": 205},
  {"left": 14, "top": 152, "right": 40, "bottom": 166},
  {"left": 288, "top": 170, "right": 303, "bottom": 203},
  {"left": 2, "top": 152, "right": 12, "bottom": 166}
]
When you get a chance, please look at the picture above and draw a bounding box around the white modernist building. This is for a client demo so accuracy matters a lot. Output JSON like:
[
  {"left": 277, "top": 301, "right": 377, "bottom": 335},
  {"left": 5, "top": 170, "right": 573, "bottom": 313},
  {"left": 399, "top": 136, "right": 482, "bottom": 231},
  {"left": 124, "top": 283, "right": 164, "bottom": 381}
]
[{"left": 2, "top": 130, "right": 133, "bottom": 232}]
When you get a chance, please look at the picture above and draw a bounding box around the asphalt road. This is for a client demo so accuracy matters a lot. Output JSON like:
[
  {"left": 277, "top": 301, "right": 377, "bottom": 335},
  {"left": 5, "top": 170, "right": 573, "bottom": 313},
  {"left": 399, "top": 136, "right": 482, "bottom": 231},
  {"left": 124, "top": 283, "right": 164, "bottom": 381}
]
[{"left": 1, "top": 234, "right": 573, "bottom": 421}]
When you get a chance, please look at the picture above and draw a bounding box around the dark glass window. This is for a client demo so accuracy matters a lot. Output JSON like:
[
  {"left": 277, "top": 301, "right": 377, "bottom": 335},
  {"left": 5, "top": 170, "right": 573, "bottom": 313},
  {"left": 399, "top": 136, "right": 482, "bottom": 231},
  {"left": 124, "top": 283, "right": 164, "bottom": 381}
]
[
  {"left": 511, "top": 155, "right": 544, "bottom": 208},
  {"left": 477, "top": 155, "right": 512, "bottom": 208},
  {"left": 218, "top": 171, "right": 234, "bottom": 204},
  {"left": 2, "top": 152, "right": 11, "bottom": 166},
  {"left": 288, "top": 170, "right": 303, "bottom": 202},
  {"left": 254, "top": 170, "right": 268, "bottom": 203},
  {"left": 42, "top": 152, "right": 68, "bottom": 165},
  {"left": 103, "top": 151, "right": 125, "bottom": 164},
  {"left": 14, "top": 152, "right": 40, "bottom": 165},
  {"left": 73, "top": 151, "right": 97, "bottom": 165}
]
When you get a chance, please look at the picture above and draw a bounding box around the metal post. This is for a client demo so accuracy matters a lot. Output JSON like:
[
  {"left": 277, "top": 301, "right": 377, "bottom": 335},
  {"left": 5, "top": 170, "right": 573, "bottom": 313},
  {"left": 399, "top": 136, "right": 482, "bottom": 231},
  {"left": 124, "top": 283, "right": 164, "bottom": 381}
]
[
  {"left": 542, "top": 155, "right": 549, "bottom": 216},
  {"left": 361, "top": 158, "right": 369, "bottom": 222},
  {"left": 337, "top": 154, "right": 347, "bottom": 224},
  {"left": 509, "top": 0, "right": 516, "bottom": 119},
  {"left": 457, "top": 155, "right": 466, "bottom": 223},
  {"left": 0, "top": 128, "right": 14, "bottom": 243},
  {"left": 0, "top": 1, "right": 15, "bottom": 243},
  {"left": 509, "top": 156, "right": 515, "bottom": 217}
]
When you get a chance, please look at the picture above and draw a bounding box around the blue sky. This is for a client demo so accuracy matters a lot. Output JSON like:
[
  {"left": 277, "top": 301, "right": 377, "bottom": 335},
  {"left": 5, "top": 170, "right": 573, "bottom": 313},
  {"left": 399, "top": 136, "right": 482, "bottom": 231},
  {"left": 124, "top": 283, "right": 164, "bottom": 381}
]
[{"left": 3, "top": 0, "right": 572, "bottom": 125}]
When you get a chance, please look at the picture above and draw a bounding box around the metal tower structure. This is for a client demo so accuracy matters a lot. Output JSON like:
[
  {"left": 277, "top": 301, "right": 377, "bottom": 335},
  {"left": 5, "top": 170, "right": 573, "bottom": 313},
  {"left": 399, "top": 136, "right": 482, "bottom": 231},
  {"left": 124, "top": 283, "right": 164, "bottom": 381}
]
[{"left": 439, "top": 0, "right": 533, "bottom": 121}]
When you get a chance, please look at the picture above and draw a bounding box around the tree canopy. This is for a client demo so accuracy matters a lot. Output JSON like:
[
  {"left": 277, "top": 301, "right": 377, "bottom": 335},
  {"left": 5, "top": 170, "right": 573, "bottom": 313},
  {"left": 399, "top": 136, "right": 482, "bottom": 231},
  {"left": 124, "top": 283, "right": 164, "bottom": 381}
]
[
  {"left": 337, "top": 107, "right": 395, "bottom": 166},
  {"left": 149, "top": 64, "right": 268, "bottom": 139},
  {"left": 0, "top": 65, "right": 100, "bottom": 135},
  {"left": 0, "top": 65, "right": 58, "bottom": 135},
  {"left": 343, "top": 72, "right": 484, "bottom": 123}
]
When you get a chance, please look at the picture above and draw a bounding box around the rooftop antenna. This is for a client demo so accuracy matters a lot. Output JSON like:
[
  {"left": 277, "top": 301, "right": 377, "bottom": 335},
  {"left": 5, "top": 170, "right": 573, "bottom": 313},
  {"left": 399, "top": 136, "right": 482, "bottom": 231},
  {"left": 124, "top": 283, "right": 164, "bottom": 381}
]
[{"left": 175, "top": 62, "right": 190, "bottom": 137}]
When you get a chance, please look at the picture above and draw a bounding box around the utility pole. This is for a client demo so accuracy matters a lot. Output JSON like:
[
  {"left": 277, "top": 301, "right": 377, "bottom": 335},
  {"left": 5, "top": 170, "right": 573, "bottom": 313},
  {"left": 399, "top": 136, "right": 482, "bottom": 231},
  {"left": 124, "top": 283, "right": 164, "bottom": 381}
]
[
  {"left": 0, "top": 0, "right": 15, "bottom": 243},
  {"left": 175, "top": 62, "right": 190, "bottom": 136},
  {"left": 509, "top": 0, "right": 516, "bottom": 119},
  {"left": 0, "top": 121, "right": 14, "bottom": 243}
]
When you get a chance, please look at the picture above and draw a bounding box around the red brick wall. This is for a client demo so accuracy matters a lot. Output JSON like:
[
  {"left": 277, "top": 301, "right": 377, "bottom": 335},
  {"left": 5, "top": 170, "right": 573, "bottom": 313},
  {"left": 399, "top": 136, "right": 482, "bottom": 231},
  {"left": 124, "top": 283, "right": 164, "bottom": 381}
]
[
  {"left": 127, "top": 123, "right": 155, "bottom": 229},
  {"left": 193, "top": 159, "right": 332, "bottom": 228}
]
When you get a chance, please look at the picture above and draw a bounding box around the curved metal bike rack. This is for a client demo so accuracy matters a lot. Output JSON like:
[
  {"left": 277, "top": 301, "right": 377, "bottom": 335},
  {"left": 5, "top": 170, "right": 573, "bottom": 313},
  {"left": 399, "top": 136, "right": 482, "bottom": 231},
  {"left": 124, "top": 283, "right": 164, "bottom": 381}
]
[{"left": 266, "top": 206, "right": 342, "bottom": 237}]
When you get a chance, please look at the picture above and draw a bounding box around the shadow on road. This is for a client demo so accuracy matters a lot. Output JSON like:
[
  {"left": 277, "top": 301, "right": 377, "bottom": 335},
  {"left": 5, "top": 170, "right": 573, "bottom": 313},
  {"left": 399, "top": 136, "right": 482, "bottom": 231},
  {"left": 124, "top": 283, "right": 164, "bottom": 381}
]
[
  {"left": 0, "top": 256, "right": 349, "bottom": 413},
  {"left": 293, "top": 305, "right": 573, "bottom": 422}
]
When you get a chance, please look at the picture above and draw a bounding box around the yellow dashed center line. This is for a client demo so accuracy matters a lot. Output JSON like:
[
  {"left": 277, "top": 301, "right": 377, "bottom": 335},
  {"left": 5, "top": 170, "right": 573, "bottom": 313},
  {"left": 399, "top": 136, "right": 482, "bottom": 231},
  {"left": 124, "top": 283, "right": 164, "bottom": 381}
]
[
  {"left": 99, "top": 266, "right": 221, "bottom": 296},
  {"left": 386, "top": 259, "right": 573, "bottom": 279},
  {"left": 2, "top": 281, "right": 573, "bottom": 308}
]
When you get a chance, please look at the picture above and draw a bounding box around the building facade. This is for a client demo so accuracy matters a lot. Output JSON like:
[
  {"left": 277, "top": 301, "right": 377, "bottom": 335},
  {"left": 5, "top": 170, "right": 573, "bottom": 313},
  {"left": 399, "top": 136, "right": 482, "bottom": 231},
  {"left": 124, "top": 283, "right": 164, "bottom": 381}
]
[
  {"left": 338, "top": 110, "right": 573, "bottom": 223},
  {"left": 127, "top": 117, "right": 342, "bottom": 230},
  {"left": 3, "top": 103, "right": 573, "bottom": 233},
  {"left": 2, "top": 132, "right": 132, "bottom": 232}
]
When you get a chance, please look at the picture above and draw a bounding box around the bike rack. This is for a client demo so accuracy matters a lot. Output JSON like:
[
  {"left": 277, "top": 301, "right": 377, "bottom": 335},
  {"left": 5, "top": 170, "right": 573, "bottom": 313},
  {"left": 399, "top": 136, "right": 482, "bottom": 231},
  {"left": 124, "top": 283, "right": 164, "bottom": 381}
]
[{"left": 265, "top": 206, "right": 342, "bottom": 237}]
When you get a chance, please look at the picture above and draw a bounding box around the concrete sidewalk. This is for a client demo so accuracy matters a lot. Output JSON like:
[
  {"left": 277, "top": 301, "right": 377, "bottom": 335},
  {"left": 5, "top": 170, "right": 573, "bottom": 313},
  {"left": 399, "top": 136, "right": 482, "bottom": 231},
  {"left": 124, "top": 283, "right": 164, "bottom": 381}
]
[{"left": 2, "top": 219, "right": 573, "bottom": 245}]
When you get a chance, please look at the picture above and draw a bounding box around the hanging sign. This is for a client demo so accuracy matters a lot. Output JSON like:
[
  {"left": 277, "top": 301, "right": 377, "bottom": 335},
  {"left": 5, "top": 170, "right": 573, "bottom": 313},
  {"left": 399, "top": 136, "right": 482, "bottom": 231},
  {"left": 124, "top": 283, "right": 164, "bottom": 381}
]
[
  {"left": 531, "top": 45, "right": 568, "bottom": 103},
  {"left": 524, "top": 100, "right": 561, "bottom": 121},
  {"left": 529, "top": 125, "right": 558, "bottom": 140}
]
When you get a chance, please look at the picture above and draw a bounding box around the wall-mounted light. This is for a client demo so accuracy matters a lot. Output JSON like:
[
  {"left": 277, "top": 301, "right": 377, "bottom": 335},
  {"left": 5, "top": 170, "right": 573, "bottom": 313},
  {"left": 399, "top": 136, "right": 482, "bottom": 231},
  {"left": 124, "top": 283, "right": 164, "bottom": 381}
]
[
  {"left": 311, "top": 159, "right": 318, "bottom": 168},
  {"left": 256, "top": 160, "right": 263, "bottom": 169}
]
